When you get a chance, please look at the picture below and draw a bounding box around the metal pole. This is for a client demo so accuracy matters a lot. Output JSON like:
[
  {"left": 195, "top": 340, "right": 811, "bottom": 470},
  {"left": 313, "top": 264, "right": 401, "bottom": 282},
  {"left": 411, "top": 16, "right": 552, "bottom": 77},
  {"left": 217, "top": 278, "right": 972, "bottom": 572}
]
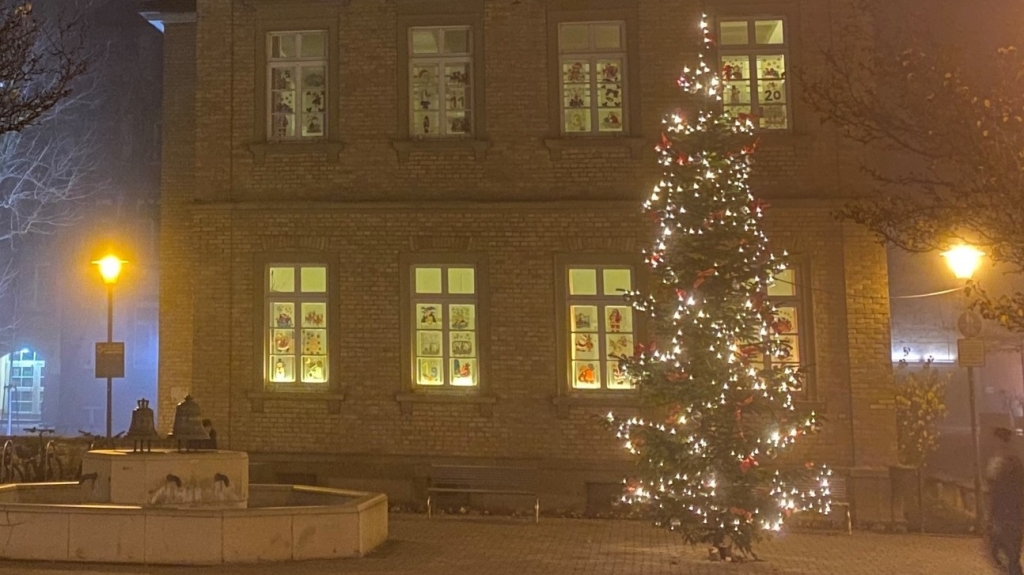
[
  {"left": 106, "top": 284, "right": 113, "bottom": 442},
  {"left": 968, "top": 365, "right": 984, "bottom": 532}
]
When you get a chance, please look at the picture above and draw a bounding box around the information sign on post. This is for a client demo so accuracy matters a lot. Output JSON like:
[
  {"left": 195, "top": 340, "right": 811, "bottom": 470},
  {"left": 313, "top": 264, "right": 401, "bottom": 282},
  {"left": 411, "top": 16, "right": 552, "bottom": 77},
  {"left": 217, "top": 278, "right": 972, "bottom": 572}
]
[
  {"left": 95, "top": 342, "right": 125, "bottom": 379},
  {"left": 957, "top": 338, "right": 986, "bottom": 368}
]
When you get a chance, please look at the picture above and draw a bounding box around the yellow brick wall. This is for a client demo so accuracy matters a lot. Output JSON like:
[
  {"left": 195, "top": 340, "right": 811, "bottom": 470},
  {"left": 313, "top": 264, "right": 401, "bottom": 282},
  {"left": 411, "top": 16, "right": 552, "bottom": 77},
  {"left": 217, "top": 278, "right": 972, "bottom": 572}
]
[{"left": 158, "top": 0, "right": 897, "bottom": 507}]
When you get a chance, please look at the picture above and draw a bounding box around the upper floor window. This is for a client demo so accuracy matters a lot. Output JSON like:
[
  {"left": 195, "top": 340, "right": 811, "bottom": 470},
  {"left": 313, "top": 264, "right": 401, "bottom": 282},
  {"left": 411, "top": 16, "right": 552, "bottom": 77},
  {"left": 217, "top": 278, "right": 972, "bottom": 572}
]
[
  {"left": 566, "top": 266, "right": 635, "bottom": 390},
  {"left": 266, "top": 264, "right": 329, "bottom": 386},
  {"left": 558, "top": 22, "right": 626, "bottom": 135},
  {"left": 412, "top": 265, "right": 478, "bottom": 387},
  {"left": 268, "top": 31, "right": 327, "bottom": 140},
  {"left": 409, "top": 26, "right": 472, "bottom": 138},
  {"left": 718, "top": 18, "right": 789, "bottom": 130}
]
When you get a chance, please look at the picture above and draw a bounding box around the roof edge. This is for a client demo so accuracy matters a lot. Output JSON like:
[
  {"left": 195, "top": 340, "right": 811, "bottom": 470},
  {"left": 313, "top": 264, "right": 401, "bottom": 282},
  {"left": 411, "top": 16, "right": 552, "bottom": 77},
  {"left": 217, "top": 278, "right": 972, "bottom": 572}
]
[{"left": 139, "top": 0, "right": 196, "bottom": 33}]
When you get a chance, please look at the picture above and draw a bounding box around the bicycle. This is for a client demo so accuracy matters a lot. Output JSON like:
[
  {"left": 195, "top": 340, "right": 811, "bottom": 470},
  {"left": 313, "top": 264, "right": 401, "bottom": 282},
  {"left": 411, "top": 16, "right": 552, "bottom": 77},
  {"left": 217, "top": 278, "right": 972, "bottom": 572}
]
[
  {"left": 13, "top": 427, "right": 62, "bottom": 483},
  {"left": 0, "top": 439, "right": 18, "bottom": 483}
]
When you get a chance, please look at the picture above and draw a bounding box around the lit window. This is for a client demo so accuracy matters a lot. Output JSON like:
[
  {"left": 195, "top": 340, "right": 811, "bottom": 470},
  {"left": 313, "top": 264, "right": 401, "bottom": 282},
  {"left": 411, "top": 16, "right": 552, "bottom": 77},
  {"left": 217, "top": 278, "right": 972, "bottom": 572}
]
[
  {"left": 266, "top": 264, "right": 328, "bottom": 386},
  {"left": 558, "top": 21, "right": 626, "bottom": 134},
  {"left": 412, "top": 265, "right": 478, "bottom": 387},
  {"left": 566, "top": 266, "right": 635, "bottom": 390},
  {"left": 267, "top": 31, "right": 327, "bottom": 139},
  {"left": 0, "top": 351, "right": 45, "bottom": 421},
  {"left": 409, "top": 27, "right": 473, "bottom": 138},
  {"left": 767, "top": 267, "right": 805, "bottom": 369},
  {"left": 718, "top": 18, "right": 789, "bottom": 130}
]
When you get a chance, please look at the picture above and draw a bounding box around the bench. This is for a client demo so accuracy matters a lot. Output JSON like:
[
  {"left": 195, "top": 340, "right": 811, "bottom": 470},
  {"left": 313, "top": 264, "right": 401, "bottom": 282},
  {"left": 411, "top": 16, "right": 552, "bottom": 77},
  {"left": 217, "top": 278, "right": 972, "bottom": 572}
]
[
  {"left": 794, "top": 474, "right": 851, "bottom": 534},
  {"left": 427, "top": 465, "right": 540, "bottom": 522}
]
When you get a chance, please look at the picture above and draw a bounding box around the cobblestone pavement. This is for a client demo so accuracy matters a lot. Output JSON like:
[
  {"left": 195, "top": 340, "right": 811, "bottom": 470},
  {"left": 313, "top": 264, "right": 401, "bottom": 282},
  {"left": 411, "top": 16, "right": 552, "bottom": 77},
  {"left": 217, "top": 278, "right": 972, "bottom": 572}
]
[{"left": 6, "top": 514, "right": 993, "bottom": 575}]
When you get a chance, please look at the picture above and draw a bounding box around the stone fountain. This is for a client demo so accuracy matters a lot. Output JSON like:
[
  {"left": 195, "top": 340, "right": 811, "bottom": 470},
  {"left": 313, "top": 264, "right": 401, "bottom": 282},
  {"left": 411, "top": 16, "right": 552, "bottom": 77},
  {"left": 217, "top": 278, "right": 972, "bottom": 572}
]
[{"left": 0, "top": 397, "right": 388, "bottom": 565}]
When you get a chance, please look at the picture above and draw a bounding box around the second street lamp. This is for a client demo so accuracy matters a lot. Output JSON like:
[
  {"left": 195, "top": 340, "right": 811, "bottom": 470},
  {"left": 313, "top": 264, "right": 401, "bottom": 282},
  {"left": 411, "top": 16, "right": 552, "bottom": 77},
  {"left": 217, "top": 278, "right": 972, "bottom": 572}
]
[
  {"left": 941, "top": 244, "right": 985, "bottom": 532},
  {"left": 93, "top": 255, "right": 126, "bottom": 442}
]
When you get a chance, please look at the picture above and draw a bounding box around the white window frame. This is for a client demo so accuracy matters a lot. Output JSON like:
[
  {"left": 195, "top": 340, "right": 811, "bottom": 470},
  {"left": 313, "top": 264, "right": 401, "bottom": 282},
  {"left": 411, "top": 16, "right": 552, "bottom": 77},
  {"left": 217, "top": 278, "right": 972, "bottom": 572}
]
[
  {"left": 267, "top": 30, "right": 328, "bottom": 141},
  {"left": 565, "top": 265, "right": 637, "bottom": 391},
  {"left": 409, "top": 26, "right": 473, "bottom": 138},
  {"left": 0, "top": 352, "right": 45, "bottom": 420},
  {"left": 717, "top": 17, "right": 790, "bottom": 130},
  {"left": 264, "top": 264, "right": 330, "bottom": 388},
  {"left": 557, "top": 21, "right": 628, "bottom": 135},
  {"left": 411, "top": 264, "right": 479, "bottom": 388}
]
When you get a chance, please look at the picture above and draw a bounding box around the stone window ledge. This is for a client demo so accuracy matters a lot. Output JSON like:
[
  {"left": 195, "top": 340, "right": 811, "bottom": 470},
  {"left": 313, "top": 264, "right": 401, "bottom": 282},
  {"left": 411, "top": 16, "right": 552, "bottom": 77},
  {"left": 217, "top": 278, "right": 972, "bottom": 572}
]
[
  {"left": 247, "top": 390, "right": 346, "bottom": 414},
  {"left": 391, "top": 138, "right": 490, "bottom": 162},
  {"left": 395, "top": 392, "right": 496, "bottom": 417},
  {"left": 552, "top": 395, "right": 640, "bottom": 419},
  {"left": 543, "top": 136, "right": 646, "bottom": 160},
  {"left": 247, "top": 141, "right": 345, "bottom": 165}
]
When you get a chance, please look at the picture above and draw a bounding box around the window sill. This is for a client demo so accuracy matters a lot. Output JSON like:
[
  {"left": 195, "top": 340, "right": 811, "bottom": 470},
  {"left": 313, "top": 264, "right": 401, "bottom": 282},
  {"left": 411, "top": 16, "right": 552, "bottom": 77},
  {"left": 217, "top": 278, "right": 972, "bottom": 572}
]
[
  {"left": 391, "top": 138, "right": 490, "bottom": 163},
  {"left": 543, "top": 136, "right": 646, "bottom": 160},
  {"left": 247, "top": 390, "right": 346, "bottom": 414},
  {"left": 552, "top": 394, "right": 640, "bottom": 419},
  {"left": 247, "top": 141, "right": 345, "bottom": 165},
  {"left": 395, "top": 392, "right": 496, "bottom": 417}
]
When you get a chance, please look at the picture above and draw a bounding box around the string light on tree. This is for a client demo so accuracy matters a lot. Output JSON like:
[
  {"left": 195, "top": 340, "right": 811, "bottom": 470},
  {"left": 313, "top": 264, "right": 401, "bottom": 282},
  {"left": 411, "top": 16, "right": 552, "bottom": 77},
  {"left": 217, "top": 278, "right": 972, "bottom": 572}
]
[{"left": 608, "top": 15, "right": 831, "bottom": 557}]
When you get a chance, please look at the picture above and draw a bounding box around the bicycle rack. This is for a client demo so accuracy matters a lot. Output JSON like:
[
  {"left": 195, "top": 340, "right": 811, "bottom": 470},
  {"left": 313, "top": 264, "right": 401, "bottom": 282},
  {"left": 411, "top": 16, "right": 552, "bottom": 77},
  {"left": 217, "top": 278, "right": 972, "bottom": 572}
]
[
  {"left": 44, "top": 440, "right": 58, "bottom": 482},
  {"left": 0, "top": 440, "right": 13, "bottom": 484}
]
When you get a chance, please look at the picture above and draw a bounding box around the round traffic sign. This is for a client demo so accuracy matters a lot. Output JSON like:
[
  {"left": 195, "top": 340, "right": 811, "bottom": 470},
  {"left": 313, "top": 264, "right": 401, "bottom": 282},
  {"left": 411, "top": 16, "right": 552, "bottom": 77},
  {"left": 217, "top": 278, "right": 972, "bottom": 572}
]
[{"left": 958, "top": 311, "right": 984, "bottom": 338}]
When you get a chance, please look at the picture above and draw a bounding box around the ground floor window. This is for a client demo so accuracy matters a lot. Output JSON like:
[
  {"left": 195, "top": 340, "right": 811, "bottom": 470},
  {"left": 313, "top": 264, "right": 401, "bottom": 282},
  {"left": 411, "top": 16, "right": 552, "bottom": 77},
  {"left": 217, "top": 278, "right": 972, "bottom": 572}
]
[
  {"left": 565, "top": 265, "right": 636, "bottom": 391},
  {"left": 768, "top": 266, "right": 807, "bottom": 370},
  {"left": 0, "top": 350, "right": 45, "bottom": 429},
  {"left": 411, "top": 264, "right": 479, "bottom": 388},
  {"left": 266, "top": 264, "right": 329, "bottom": 386}
]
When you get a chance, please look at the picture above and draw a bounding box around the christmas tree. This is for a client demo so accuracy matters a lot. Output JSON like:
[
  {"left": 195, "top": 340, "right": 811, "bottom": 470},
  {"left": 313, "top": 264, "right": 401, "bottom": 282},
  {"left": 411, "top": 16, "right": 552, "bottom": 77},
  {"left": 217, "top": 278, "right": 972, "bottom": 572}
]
[{"left": 610, "top": 16, "right": 832, "bottom": 556}]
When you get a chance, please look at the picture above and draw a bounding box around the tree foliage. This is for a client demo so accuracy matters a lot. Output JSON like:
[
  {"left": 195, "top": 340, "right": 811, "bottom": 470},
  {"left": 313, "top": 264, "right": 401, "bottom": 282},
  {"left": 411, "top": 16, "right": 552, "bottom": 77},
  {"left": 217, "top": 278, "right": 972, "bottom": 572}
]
[
  {"left": 0, "top": 0, "right": 87, "bottom": 136},
  {"left": 610, "top": 17, "right": 830, "bottom": 556},
  {"left": 894, "top": 360, "right": 948, "bottom": 468},
  {"left": 800, "top": 1, "right": 1024, "bottom": 331}
]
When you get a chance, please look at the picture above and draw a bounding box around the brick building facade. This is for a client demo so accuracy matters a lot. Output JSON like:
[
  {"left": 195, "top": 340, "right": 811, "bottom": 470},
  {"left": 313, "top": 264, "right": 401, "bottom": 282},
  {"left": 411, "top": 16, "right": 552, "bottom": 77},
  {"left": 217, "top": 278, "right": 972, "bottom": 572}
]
[{"left": 143, "top": 0, "right": 898, "bottom": 522}]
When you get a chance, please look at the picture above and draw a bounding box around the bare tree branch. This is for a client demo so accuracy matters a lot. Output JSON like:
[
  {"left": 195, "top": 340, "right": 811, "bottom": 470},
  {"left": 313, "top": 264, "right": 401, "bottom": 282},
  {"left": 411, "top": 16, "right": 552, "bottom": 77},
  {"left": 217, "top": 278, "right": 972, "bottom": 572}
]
[
  {"left": 800, "top": 2, "right": 1024, "bottom": 332},
  {"left": 0, "top": 0, "right": 88, "bottom": 136}
]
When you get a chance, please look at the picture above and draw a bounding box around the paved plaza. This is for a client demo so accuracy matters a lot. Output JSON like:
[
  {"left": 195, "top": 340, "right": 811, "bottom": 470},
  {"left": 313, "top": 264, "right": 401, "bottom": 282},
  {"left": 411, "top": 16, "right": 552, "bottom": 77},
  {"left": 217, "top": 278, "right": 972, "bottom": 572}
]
[{"left": 5, "top": 514, "right": 994, "bottom": 575}]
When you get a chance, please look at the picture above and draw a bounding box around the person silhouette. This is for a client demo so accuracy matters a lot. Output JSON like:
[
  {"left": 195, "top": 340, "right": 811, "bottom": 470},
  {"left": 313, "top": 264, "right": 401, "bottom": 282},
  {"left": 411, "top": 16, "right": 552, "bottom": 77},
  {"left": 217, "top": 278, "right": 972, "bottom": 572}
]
[{"left": 987, "top": 427, "right": 1024, "bottom": 575}]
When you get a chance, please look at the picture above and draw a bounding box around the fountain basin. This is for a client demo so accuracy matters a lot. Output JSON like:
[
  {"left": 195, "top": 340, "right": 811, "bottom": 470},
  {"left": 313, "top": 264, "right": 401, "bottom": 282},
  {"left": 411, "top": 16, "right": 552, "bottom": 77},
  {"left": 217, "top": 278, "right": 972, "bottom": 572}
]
[
  {"left": 0, "top": 483, "right": 388, "bottom": 564},
  {"left": 81, "top": 449, "right": 249, "bottom": 508}
]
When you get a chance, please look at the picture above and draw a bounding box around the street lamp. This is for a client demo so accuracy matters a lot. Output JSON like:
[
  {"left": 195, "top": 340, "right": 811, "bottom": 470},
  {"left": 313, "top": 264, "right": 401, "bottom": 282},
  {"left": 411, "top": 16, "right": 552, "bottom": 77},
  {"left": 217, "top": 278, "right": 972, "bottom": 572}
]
[
  {"left": 942, "top": 245, "right": 985, "bottom": 280},
  {"left": 92, "top": 255, "right": 125, "bottom": 442},
  {"left": 942, "top": 243, "right": 985, "bottom": 531}
]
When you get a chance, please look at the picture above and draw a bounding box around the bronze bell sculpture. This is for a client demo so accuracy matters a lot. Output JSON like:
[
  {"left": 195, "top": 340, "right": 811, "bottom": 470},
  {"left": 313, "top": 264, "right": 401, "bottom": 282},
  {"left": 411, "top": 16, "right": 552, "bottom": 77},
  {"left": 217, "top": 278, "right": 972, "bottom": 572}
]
[
  {"left": 170, "top": 395, "right": 209, "bottom": 451},
  {"left": 126, "top": 398, "right": 162, "bottom": 452}
]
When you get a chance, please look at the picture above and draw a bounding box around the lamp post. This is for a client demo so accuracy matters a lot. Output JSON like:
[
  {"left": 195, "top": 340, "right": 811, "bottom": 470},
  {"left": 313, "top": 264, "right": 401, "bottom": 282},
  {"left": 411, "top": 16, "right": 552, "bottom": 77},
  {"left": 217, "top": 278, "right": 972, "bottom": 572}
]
[
  {"left": 941, "top": 244, "right": 985, "bottom": 531},
  {"left": 93, "top": 255, "right": 124, "bottom": 442}
]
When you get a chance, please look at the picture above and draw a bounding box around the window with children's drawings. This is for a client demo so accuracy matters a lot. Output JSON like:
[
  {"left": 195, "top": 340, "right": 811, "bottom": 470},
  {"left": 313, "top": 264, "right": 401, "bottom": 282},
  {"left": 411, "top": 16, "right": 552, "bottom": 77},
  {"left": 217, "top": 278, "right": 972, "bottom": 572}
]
[
  {"left": 567, "top": 266, "right": 636, "bottom": 391},
  {"left": 266, "top": 264, "right": 329, "bottom": 387},
  {"left": 267, "top": 31, "right": 328, "bottom": 139},
  {"left": 412, "top": 265, "right": 479, "bottom": 387},
  {"left": 767, "top": 267, "right": 806, "bottom": 373},
  {"left": 409, "top": 26, "right": 473, "bottom": 138},
  {"left": 717, "top": 18, "right": 789, "bottom": 130},
  {"left": 558, "top": 21, "right": 627, "bottom": 135}
]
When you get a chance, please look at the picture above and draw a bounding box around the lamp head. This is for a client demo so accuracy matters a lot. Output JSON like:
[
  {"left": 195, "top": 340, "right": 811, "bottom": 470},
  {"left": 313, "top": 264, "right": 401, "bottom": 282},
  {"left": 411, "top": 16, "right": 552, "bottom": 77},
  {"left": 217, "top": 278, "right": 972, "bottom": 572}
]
[
  {"left": 93, "top": 255, "right": 125, "bottom": 285},
  {"left": 942, "top": 245, "right": 985, "bottom": 280}
]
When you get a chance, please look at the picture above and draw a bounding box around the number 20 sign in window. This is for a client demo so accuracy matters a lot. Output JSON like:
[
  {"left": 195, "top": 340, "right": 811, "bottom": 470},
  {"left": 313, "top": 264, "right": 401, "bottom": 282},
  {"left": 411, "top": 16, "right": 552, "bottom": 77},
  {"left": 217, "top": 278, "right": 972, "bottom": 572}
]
[{"left": 718, "top": 19, "right": 789, "bottom": 130}]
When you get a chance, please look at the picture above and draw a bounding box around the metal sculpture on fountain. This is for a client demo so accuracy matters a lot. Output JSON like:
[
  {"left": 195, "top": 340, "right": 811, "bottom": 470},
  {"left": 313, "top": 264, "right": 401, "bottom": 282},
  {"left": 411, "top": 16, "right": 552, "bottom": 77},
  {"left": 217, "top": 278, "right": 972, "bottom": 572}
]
[
  {"left": 125, "top": 398, "right": 162, "bottom": 452},
  {"left": 169, "top": 395, "right": 208, "bottom": 451}
]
